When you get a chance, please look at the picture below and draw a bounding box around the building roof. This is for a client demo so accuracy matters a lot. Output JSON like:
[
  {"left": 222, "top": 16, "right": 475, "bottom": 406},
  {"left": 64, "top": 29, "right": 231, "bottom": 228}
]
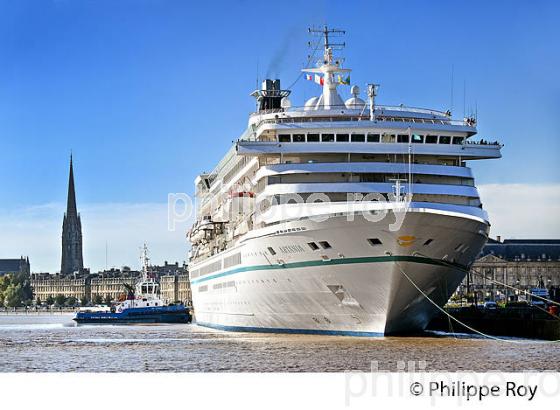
[
  {"left": 480, "top": 239, "right": 560, "bottom": 262},
  {"left": 0, "top": 258, "right": 27, "bottom": 274}
]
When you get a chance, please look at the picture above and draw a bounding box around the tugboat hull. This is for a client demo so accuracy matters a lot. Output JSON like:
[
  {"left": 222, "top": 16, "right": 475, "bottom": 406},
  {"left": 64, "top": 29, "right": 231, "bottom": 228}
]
[{"left": 73, "top": 305, "right": 191, "bottom": 324}]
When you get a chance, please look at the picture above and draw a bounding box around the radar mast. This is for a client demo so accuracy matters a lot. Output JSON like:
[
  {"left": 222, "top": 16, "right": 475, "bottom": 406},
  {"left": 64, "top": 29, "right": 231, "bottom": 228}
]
[{"left": 303, "top": 25, "right": 350, "bottom": 110}]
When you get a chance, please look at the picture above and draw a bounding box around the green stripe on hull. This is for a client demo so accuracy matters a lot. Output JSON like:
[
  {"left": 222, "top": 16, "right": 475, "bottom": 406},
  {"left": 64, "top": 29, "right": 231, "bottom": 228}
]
[{"left": 191, "top": 255, "right": 468, "bottom": 285}]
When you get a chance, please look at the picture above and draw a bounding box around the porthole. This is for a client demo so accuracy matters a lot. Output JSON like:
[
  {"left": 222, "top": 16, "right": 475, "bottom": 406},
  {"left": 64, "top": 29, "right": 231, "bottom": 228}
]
[
  {"left": 308, "top": 242, "right": 319, "bottom": 251},
  {"left": 367, "top": 238, "right": 382, "bottom": 246},
  {"left": 319, "top": 241, "right": 332, "bottom": 249}
]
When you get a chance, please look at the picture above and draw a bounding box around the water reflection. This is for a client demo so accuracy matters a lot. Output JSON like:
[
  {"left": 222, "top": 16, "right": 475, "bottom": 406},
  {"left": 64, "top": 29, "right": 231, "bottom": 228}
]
[{"left": 0, "top": 314, "right": 558, "bottom": 372}]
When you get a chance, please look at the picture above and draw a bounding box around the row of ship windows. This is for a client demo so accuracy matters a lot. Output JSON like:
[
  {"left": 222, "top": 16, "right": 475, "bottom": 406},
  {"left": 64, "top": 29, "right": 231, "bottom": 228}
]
[
  {"left": 194, "top": 238, "right": 437, "bottom": 292},
  {"left": 267, "top": 241, "right": 332, "bottom": 256},
  {"left": 269, "top": 237, "right": 437, "bottom": 255},
  {"left": 277, "top": 133, "right": 465, "bottom": 145},
  {"left": 191, "top": 252, "right": 243, "bottom": 279},
  {"left": 198, "top": 278, "right": 285, "bottom": 293},
  {"left": 194, "top": 236, "right": 444, "bottom": 280},
  {"left": 194, "top": 238, "right": 478, "bottom": 294}
]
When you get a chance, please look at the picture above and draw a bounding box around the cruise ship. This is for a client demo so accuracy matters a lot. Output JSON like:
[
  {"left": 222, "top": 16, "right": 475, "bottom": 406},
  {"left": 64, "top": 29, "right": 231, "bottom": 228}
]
[{"left": 187, "top": 27, "right": 502, "bottom": 336}]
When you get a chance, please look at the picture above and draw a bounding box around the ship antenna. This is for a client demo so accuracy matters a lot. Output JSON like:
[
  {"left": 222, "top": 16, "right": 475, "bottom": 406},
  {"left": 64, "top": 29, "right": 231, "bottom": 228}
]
[
  {"left": 450, "top": 64, "right": 454, "bottom": 114},
  {"left": 367, "top": 84, "right": 380, "bottom": 121},
  {"left": 308, "top": 25, "right": 346, "bottom": 64}
]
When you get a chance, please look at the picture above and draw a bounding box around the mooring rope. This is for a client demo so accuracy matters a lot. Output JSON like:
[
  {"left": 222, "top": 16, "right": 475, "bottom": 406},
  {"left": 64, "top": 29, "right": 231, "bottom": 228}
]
[
  {"left": 469, "top": 267, "right": 560, "bottom": 307},
  {"left": 412, "top": 251, "right": 560, "bottom": 308},
  {"left": 394, "top": 260, "right": 560, "bottom": 344}
]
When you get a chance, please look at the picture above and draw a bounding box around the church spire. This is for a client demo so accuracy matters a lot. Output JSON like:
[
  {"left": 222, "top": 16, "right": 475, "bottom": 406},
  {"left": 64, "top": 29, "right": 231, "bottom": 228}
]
[
  {"left": 66, "top": 154, "right": 77, "bottom": 217},
  {"left": 61, "top": 154, "right": 83, "bottom": 275}
]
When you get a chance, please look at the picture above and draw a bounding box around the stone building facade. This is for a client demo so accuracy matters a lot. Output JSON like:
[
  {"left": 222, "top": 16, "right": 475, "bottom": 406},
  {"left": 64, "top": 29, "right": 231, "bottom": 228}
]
[
  {"left": 160, "top": 275, "right": 178, "bottom": 303},
  {"left": 31, "top": 273, "right": 90, "bottom": 301},
  {"left": 458, "top": 239, "right": 560, "bottom": 302},
  {"left": 30, "top": 263, "right": 190, "bottom": 305},
  {"left": 158, "top": 263, "right": 191, "bottom": 305},
  {"left": 177, "top": 274, "right": 192, "bottom": 305},
  {"left": 90, "top": 273, "right": 139, "bottom": 301},
  {"left": 159, "top": 274, "right": 192, "bottom": 305}
]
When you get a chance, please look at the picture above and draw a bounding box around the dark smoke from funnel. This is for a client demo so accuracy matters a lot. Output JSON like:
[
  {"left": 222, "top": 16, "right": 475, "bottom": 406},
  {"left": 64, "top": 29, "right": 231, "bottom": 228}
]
[{"left": 265, "top": 29, "right": 300, "bottom": 79}]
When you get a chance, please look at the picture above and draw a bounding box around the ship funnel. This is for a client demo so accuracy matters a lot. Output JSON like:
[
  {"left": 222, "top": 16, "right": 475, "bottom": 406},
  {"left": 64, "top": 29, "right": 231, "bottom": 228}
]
[{"left": 250, "top": 79, "right": 291, "bottom": 112}]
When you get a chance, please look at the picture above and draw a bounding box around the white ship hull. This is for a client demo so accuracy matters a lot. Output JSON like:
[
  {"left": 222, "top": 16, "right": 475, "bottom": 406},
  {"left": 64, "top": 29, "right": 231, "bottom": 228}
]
[{"left": 190, "top": 206, "right": 488, "bottom": 336}]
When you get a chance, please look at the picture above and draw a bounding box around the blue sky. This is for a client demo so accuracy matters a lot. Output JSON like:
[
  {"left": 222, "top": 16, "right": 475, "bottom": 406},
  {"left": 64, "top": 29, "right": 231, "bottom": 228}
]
[{"left": 0, "top": 0, "right": 559, "bottom": 271}]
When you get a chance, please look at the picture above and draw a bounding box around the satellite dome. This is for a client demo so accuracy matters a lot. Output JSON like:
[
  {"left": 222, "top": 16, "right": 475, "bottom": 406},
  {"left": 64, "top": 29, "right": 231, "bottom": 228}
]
[
  {"left": 304, "top": 96, "right": 319, "bottom": 111},
  {"left": 280, "top": 97, "right": 292, "bottom": 109},
  {"left": 345, "top": 85, "right": 365, "bottom": 109},
  {"left": 345, "top": 97, "right": 366, "bottom": 110}
]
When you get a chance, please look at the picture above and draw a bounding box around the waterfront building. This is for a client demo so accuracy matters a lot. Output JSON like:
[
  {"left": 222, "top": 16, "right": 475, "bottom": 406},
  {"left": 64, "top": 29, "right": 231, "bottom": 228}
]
[
  {"left": 177, "top": 274, "right": 192, "bottom": 306},
  {"left": 151, "top": 261, "right": 187, "bottom": 277},
  {"left": 0, "top": 257, "right": 30, "bottom": 276},
  {"left": 61, "top": 155, "right": 84, "bottom": 275},
  {"left": 160, "top": 275, "right": 192, "bottom": 305},
  {"left": 160, "top": 275, "right": 178, "bottom": 303},
  {"left": 30, "top": 272, "right": 90, "bottom": 301},
  {"left": 89, "top": 270, "right": 140, "bottom": 302},
  {"left": 459, "top": 238, "right": 560, "bottom": 302},
  {"left": 30, "top": 263, "right": 188, "bottom": 304},
  {"left": 158, "top": 262, "right": 192, "bottom": 305},
  {"left": 31, "top": 270, "right": 137, "bottom": 304}
]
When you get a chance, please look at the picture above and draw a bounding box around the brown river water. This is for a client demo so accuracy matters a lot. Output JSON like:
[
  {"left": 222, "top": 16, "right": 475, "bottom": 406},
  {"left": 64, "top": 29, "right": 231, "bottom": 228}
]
[{"left": 1, "top": 314, "right": 559, "bottom": 372}]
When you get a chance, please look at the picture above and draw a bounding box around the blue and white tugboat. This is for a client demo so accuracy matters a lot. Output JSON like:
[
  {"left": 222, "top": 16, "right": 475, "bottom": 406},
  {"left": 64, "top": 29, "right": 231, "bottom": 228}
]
[{"left": 73, "top": 245, "right": 191, "bottom": 324}]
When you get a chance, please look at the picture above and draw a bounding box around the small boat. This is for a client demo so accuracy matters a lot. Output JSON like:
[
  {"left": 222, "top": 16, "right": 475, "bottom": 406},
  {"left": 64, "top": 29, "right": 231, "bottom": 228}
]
[
  {"left": 73, "top": 245, "right": 192, "bottom": 324},
  {"left": 72, "top": 297, "right": 191, "bottom": 324}
]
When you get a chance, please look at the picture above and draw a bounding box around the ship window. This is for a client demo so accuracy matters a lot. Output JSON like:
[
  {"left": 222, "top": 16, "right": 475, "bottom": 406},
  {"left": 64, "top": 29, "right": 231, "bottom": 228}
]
[
  {"left": 426, "top": 135, "right": 438, "bottom": 144},
  {"left": 319, "top": 241, "right": 332, "bottom": 249},
  {"left": 439, "top": 136, "right": 451, "bottom": 144},
  {"left": 367, "top": 133, "right": 380, "bottom": 142},
  {"left": 423, "top": 239, "right": 433, "bottom": 246},
  {"left": 267, "top": 247, "right": 277, "bottom": 255},
  {"left": 147, "top": 303, "right": 150, "bottom": 306},
  {"left": 307, "top": 133, "right": 320, "bottom": 142},
  {"left": 412, "top": 134, "right": 424, "bottom": 143},
  {"left": 293, "top": 134, "right": 305, "bottom": 142},
  {"left": 397, "top": 134, "right": 409, "bottom": 143},
  {"left": 382, "top": 134, "right": 395, "bottom": 143},
  {"left": 336, "top": 134, "right": 349, "bottom": 142},
  {"left": 367, "top": 238, "right": 382, "bottom": 246},
  {"left": 308, "top": 242, "right": 319, "bottom": 251},
  {"left": 321, "top": 134, "right": 335, "bottom": 142},
  {"left": 452, "top": 136, "right": 464, "bottom": 145},
  {"left": 278, "top": 134, "right": 291, "bottom": 142},
  {"left": 351, "top": 134, "right": 365, "bottom": 142}
]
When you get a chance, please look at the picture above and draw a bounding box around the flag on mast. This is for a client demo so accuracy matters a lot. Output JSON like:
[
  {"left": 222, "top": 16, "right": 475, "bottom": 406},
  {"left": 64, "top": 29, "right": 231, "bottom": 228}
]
[
  {"left": 337, "top": 75, "right": 351, "bottom": 85},
  {"left": 314, "top": 74, "right": 324, "bottom": 86}
]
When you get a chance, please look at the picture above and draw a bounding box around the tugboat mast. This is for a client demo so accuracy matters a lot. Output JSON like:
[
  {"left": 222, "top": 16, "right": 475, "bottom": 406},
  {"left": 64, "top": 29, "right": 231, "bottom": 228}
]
[{"left": 140, "top": 243, "right": 150, "bottom": 282}]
